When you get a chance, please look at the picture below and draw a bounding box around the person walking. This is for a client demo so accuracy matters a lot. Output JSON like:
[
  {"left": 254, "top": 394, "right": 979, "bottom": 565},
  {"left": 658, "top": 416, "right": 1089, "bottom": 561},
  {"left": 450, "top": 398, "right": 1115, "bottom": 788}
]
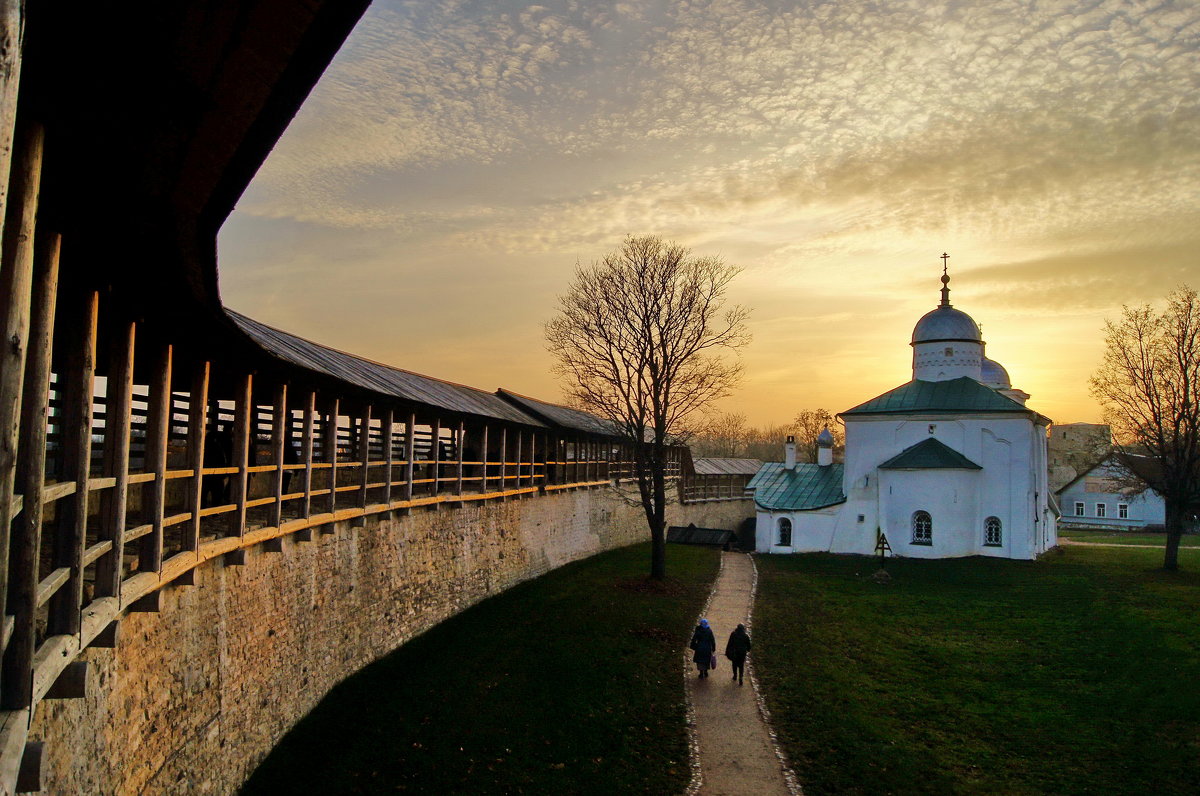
[
  {"left": 725, "top": 623, "right": 752, "bottom": 685},
  {"left": 690, "top": 618, "right": 716, "bottom": 679}
]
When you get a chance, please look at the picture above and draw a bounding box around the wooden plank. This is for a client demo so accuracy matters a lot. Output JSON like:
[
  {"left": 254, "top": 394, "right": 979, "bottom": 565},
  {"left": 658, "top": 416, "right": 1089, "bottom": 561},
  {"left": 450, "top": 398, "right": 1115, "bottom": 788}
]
[
  {"left": 0, "top": 124, "right": 42, "bottom": 699},
  {"left": 40, "top": 481, "right": 76, "bottom": 504},
  {"left": 355, "top": 405, "right": 371, "bottom": 523},
  {"left": 34, "top": 568, "right": 70, "bottom": 609},
  {"left": 230, "top": 373, "right": 252, "bottom": 537},
  {"left": 0, "top": 2, "right": 25, "bottom": 237},
  {"left": 430, "top": 417, "right": 440, "bottom": 497},
  {"left": 403, "top": 411, "right": 415, "bottom": 502},
  {"left": 499, "top": 428, "right": 507, "bottom": 497},
  {"left": 324, "top": 398, "right": 339, "bottom": 514},
  {"left": 139, "top": 344, "right": 171, "bottom": 575},
  {"left": 300, "top": 390, "right": 315, "bottom": 523},
  {"left": 185, "top": 361, "right": 209, "bottom": 553},
  {"left": 382, "top": 408, "right": 394, "bottom": 505},
  {"left": 270, "top": 383, "right": 287, "bottom": 529},
  {"left": 515, "top": 429, "right": 523, "bottom": 488},
  {"left": 456, "top": 421, "right": 465, "bottom": 496},
  {"left": 82, "top": 541, "right": 112, "bottom": 568},
  {"left": 95, "top": 318, "right": 135, "bottom": 602}
]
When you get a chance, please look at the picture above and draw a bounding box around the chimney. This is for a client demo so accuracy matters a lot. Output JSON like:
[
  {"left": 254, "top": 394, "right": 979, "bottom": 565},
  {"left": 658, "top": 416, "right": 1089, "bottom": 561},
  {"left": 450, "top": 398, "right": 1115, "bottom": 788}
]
[
  {"left": 817, "top": 426, "right": 834, "bottom": 467},
  {"left": 784, "top": 435, "right": 796, "bottom": 470}
]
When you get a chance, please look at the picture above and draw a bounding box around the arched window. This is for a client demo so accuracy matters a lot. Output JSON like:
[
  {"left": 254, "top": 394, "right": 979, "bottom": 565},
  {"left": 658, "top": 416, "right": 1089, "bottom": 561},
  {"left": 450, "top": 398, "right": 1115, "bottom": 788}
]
[
  {"left": 984, "top": 516, "right": 1002, "bottom": 546},
  {"left": 912, "top": 511, "right": 932, "bottom": 545},
  {"left": 777, "top": 518, "right": 792, "bottom": 546}
]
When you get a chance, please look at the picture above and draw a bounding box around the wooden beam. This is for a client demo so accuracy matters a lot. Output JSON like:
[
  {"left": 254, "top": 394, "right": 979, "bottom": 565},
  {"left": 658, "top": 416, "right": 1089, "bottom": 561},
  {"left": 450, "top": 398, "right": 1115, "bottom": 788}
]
[
  {"left": 95, "top": 318, "right": 135, "bottom": 603},
  {"left": 300, "top": 390, "right": 315, "bottom": 521},
  {"left": 353, "top": 404, "right": 371, "bottom": 526},
  {"left": 480, "top": 424, "right": 489, "bottom": 493},
  {"left": 185, "top": 361, "right": 209, "bottom": 553},
  {"left": 0, "top": 122, "right": 42, "bottom": 683},
  {"left": 403, "top": 411, "right": 415, "bottom": 502},
  {"left": 270, "top": 382, "right": 287, "bottom": 530},
  {"left": 0, "top": 0, "right": 25, "bottom": 249},
  {"left": 44, "top": 661, "right": 87, "bottom": 700},
  {"left": 382, "top": 408, "right": 394, "bottom": 506},
  {"left": 456, "top": 421, "right": 465, "bottom": 496},
  {"left": 48, "top": 289, "right": 96, "bottom": 638},
  {"left": 139, "top": 344, "right": 172, "bottom": 575},
  {"left": 429, "top": 417, "right": 441, "bottom": 498},
  {"left": 230, "top": 373, "right": 253, "bottom": 537},
  {"left": 323, "top": 398, "right": 339, "bottom": 516},
  {"left": 499, "top": 428, "right": 507, "bottom": 497}
]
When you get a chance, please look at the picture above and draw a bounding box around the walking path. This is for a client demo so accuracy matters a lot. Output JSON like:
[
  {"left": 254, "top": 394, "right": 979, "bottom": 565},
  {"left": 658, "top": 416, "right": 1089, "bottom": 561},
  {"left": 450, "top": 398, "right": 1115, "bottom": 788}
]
[
  {"left": 686, "top": 552, "right": 799, "bottom": 796},
  {"left": 1060, "top": 539, "right": 1193, "bottom": 549}
]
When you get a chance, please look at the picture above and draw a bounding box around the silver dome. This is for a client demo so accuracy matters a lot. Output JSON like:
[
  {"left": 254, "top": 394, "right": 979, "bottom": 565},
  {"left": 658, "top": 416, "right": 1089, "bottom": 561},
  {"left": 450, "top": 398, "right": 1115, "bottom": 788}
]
[
  {"left": 911, "top": 305, "right": 982, "bottom": 344},
  {"left": 816, "top": 427, "right": 835, "bottom": 447},
  {"left": 980, "top": 357, "right": 1011, "bottom": 389}
]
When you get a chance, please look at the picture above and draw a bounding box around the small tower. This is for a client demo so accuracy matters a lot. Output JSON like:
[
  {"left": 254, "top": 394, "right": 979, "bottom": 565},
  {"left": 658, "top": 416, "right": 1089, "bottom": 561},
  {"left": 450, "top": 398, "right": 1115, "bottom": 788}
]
[
  {"left": 817, "top": 426, "right": 834, "bottom": 467},
  {"left": 784, "top": 435, "right": 796, "bottom": 470}
]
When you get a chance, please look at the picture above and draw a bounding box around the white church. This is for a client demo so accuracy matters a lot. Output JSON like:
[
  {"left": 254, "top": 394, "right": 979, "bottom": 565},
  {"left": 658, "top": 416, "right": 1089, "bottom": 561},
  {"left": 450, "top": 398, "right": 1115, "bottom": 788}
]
[{"left": 748, "top": 264, "right": 1057, "bottom": 560}]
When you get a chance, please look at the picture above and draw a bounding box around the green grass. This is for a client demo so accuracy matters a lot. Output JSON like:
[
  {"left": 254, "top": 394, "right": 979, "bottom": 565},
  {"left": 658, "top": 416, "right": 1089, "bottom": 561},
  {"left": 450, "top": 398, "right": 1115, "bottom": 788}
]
[
  {"left": 1060, "top": 529, "right": 1200, "bottom": 547},
  {"left": 241, "top": 543, "right": 719, "bottom": 795},
  {"left": 755, "top": 546, "right": 1200, "bottom": 795}
]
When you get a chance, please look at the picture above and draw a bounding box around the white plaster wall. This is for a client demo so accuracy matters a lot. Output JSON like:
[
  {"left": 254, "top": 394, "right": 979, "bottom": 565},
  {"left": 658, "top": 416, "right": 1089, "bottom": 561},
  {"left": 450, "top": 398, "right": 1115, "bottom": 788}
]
[{"left": 912, "top": 341, "right": 983, "bottom": 381}]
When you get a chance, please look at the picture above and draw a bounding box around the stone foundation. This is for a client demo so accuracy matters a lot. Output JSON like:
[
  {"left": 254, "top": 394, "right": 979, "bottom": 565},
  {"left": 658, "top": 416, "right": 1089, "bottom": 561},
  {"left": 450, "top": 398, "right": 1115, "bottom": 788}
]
[{"left": 29, "top": 489, "right": 751, "bottom": 795}]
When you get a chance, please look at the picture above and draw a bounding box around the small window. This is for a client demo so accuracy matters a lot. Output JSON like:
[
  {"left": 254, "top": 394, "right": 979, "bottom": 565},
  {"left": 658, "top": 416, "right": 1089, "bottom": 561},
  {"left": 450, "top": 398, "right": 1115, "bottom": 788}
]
[
  {"left": 912, "top": 511, "right": 932, "bottom": 545},
  {"left": 777, "top": 518, "right": 792, "bottom": 546},
  {"left": 1096, "top": 503, "right": 1106, "bottom": 518},
  {"left": 1118, "top": 503, "right": 1129, "bottom": 519},
  {"left": 984, "top": 516, "right": 1002, "bottom": 546},
  {"left": 1074, "top": 501, "right": 1085, "bottom": 516},
  {"left": 944, "top": 347, "right": 954, "bottom": 356}
]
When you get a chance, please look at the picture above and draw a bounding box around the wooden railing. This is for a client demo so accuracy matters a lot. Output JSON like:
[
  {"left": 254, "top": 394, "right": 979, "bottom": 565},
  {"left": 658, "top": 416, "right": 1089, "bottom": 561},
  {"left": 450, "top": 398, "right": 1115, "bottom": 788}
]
[{"left": 681, "top": 473, "right": 755, "bottom": 503}]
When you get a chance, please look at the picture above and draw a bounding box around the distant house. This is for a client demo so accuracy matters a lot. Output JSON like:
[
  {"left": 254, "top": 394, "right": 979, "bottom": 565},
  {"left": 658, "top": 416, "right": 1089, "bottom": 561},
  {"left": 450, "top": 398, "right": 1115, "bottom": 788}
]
[{"left": 1056, "top": 455, "right": 1166, "bottom": 531}]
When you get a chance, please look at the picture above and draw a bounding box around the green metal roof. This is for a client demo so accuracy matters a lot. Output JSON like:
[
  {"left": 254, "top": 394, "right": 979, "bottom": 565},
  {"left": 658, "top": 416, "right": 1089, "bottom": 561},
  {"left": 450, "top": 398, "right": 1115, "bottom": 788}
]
[
  {"left": 878, "top": 438, "right": 982, "bottom": 470},
  {"left": 746, "top": 463, "right": 846, "bottom": 512},
  {"left": 841, "top": 377, "right": 1030, "bottom": 416}
]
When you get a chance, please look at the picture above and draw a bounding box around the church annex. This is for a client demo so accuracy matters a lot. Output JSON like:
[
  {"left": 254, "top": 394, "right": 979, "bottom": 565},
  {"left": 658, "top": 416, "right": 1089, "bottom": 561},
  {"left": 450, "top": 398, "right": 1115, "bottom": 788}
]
[{"left": 748, "top": 263, "right": 1057, "bottom": 560}]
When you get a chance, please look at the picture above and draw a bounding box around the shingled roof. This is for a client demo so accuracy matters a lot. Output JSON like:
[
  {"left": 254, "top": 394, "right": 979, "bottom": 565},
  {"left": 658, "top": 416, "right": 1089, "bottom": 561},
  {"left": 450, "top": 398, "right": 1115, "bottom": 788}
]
[
  {"left": 746, "top": 463, "right": 846, "bottom": 512},
  {"left": 495, "top": 389, "right": 622, "bottom": 436},
  {"left": 878, "top": 438, "right": 982, "bottom": 470}
]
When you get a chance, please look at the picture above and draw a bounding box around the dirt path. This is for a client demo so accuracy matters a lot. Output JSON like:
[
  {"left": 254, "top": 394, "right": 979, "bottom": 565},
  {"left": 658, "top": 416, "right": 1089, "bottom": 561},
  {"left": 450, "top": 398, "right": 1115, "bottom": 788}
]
[
  {"left": 1060, "top": 539, "right": 1183, "bottom": 549},
  {"left": 685, "top": 552, "right": 799, "bottom": 796}
]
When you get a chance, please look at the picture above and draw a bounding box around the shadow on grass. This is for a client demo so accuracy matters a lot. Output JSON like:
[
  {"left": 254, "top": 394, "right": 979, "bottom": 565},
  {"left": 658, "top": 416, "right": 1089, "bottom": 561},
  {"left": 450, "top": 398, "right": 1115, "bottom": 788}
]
[
  {"left": 755, "top": 547, "right": 1200, "bottom": 796},
  {"left": 241, "top": 543, "right": 720, "bottom": 795}
]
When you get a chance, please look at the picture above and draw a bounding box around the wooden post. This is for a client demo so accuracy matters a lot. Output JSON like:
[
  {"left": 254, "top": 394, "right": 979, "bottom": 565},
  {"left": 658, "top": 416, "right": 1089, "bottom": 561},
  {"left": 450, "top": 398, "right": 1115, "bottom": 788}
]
[
  {"left": 0, "top": 0, "right": 25, "bottom": 249},
  {"left": 1, "top": 224, "right": 56, "bottom": 713},
  {"left": 499, "top": 428, "right": 507, "bottom": 493},
  {"left": 95, "top": 319, "right": 135, "bottom": 602},
  {"left": 456, "top": 421, "right": 465, "bottom": 496},
  {"left": 0, "top": 122, "right": 42, "bottom": 667},
  {"left": 324, "top": 398, "right": 339, "bottom": 515},
  {"left": 48, "top": 289, "right": 96, "bottom": 637},
  {"left": 139, "top": 343, "right": 172, "bottom": 574},
  {"left": 381, "top": 410, "right": 396, "bottom": 504},
  {"left": 403, "top": 412, "right": 415, "bottom": 502},
  {"left": 429, "top": 417, "right": 441, "bottom": 498},
  {"left": 300, "top": 390, "right": 315, "bottom": 519},
  {"left": 185, "top": 361, "right": 209, "bottom": 552},
  {"left": 353, "top": 404, "right": 371, "bottom": 525},
  {"left": 270, "top": 383, "right": 287, "bottom": 529},
  {"left": 231, "top": 373, "right": 252, "bottom": 536},
  {"left": 480, "top": 424, "right": 489, "bottom": 493},
  {"left": 515, "top": 429, "right": 524, "bottom": 488}
]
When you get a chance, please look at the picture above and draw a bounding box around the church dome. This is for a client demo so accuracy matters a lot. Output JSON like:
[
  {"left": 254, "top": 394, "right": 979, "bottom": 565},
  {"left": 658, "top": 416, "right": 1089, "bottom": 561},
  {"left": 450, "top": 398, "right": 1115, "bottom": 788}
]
[
  {"left": 980, "top": 357, "right": 1011, "bottom": 389},
  {"left": 817, "top": 427, "right": 835, "bottom": 448},
  {"left": 911, "top": 305, "right": 982, "bottom": 344}
]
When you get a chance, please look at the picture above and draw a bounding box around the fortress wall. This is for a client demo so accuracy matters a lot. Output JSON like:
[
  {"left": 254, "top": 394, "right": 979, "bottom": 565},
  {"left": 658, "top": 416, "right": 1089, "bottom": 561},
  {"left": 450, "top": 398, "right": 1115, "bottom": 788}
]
[{"left": 28, "top": 489, "right": 751, "bottom": 795}]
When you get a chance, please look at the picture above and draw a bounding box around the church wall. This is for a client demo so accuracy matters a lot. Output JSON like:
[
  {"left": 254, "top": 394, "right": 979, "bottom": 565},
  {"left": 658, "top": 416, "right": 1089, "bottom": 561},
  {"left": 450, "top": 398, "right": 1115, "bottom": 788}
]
[
  {"left": 912, "top": 341, "right": 983, "bottom": 382},
  {"left": 879, "top": 469, "right": 982, "bottom": 557}
]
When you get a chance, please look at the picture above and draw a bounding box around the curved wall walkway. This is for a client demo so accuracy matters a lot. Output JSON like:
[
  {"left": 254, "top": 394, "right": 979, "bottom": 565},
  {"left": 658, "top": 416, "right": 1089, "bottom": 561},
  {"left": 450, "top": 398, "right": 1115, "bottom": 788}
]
[{"left": 28, "top": 489, "right": 750, "bottom": 795}]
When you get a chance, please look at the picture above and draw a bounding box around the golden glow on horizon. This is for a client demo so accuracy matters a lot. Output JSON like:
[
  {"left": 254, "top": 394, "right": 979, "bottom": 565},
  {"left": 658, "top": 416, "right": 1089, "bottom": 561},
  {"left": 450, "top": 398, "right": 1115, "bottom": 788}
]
[{"left": 218, "top": 0, "right": 1199, "bottom": 427}]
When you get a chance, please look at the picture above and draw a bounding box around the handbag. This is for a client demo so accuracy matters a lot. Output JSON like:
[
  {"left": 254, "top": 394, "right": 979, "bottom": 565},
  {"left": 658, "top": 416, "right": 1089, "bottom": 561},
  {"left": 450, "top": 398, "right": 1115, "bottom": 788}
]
[{"left": 710, "top": 653, "right": 718, "bottom": 670}]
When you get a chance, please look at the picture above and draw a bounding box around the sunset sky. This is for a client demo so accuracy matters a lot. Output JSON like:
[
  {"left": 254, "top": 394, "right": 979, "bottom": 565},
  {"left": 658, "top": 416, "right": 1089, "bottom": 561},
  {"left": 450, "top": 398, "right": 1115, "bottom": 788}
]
[{"left": 219, "top": 0, "right": 1199, "bottom": 428}]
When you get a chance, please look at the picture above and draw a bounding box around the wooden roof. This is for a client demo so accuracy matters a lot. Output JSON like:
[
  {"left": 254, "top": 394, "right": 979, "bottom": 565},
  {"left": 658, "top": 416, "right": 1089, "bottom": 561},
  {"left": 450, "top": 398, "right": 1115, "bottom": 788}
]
[
  {"left": 496, "top": 390, "right": 622, "bottom": 437},
  {"left": 231, "top": 311, "right": 547, "bottom": 426}
]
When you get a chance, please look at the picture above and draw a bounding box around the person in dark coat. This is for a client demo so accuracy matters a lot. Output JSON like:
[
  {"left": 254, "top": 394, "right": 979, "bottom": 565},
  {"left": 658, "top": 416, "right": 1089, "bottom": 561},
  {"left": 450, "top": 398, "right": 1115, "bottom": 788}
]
[
  {"left": 689, "top": 618, "right": 716, "bottom": 678},
  {"left": 725, "top": 623, "right": 752, "bottom": 685}
]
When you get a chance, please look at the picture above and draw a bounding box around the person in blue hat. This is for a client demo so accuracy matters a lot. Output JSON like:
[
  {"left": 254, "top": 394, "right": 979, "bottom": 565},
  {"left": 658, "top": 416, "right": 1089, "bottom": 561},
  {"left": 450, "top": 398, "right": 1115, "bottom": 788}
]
[{"left": 689, "top": 618, "right": 717, "bottom": 678}]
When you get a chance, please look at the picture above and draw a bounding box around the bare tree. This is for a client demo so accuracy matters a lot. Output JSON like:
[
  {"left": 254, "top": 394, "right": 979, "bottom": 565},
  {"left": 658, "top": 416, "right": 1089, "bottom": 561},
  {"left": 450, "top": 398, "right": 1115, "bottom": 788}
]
[
  {"left": 689, "top": 412, "right": 748, "bottom": 458},
  {"left": 546, "top": 235, "right": 750, "bottom": 579},
  {"left": 793, "top": 409, "right": 843, "bottom": 462},
  {"left": 1090, "top": 285, "right": 1200, "bottom": 571}
]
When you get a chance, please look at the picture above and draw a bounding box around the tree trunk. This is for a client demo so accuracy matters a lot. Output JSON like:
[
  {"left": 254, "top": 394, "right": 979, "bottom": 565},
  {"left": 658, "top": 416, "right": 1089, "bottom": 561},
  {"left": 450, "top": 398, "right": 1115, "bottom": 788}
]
[
  {"left": 1163, "top": 502, "right": 1184, "bottom": 572},
  {"left": 649, "top": 447, "right": 667, "bottom": 579}
]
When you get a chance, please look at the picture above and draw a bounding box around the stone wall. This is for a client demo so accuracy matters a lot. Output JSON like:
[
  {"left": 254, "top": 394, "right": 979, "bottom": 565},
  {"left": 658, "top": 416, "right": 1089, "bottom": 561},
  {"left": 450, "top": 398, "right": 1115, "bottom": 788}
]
[{"left": 28, "top": 488, "right": 752, "bottom": 795}]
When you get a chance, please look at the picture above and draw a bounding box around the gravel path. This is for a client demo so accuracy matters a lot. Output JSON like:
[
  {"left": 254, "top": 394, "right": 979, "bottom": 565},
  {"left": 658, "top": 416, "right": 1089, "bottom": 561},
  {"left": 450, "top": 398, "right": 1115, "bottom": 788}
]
[{"left": 686, "top": 552, "right": 799, "bottom": 796}]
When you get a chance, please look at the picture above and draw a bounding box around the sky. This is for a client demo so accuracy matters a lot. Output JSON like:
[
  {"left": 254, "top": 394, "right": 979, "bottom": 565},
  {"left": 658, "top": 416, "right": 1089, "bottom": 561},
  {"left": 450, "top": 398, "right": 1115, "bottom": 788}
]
[{"left": 218, "top": 0, "right": 1200, "bottom": 428}]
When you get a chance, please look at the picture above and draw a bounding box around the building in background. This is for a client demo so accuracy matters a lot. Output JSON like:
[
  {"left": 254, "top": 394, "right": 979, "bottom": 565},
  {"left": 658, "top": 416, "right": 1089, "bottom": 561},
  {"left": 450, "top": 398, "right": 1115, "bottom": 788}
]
[{"left": 747, "top": 267, "right": 1057, "bottom": 559}]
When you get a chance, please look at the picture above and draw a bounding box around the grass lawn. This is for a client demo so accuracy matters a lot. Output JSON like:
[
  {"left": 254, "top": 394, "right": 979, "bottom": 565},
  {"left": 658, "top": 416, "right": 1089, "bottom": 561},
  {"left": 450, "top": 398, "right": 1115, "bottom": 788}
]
[
  {"left": 755, "top": 546, "right": 1200, "bottom": 795},
  {"left": 241, "top": 543, "right": 719, "bottom": 795},
  {"left": 1059, "top": 529, "right": 1200, "bottom": 547}
]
